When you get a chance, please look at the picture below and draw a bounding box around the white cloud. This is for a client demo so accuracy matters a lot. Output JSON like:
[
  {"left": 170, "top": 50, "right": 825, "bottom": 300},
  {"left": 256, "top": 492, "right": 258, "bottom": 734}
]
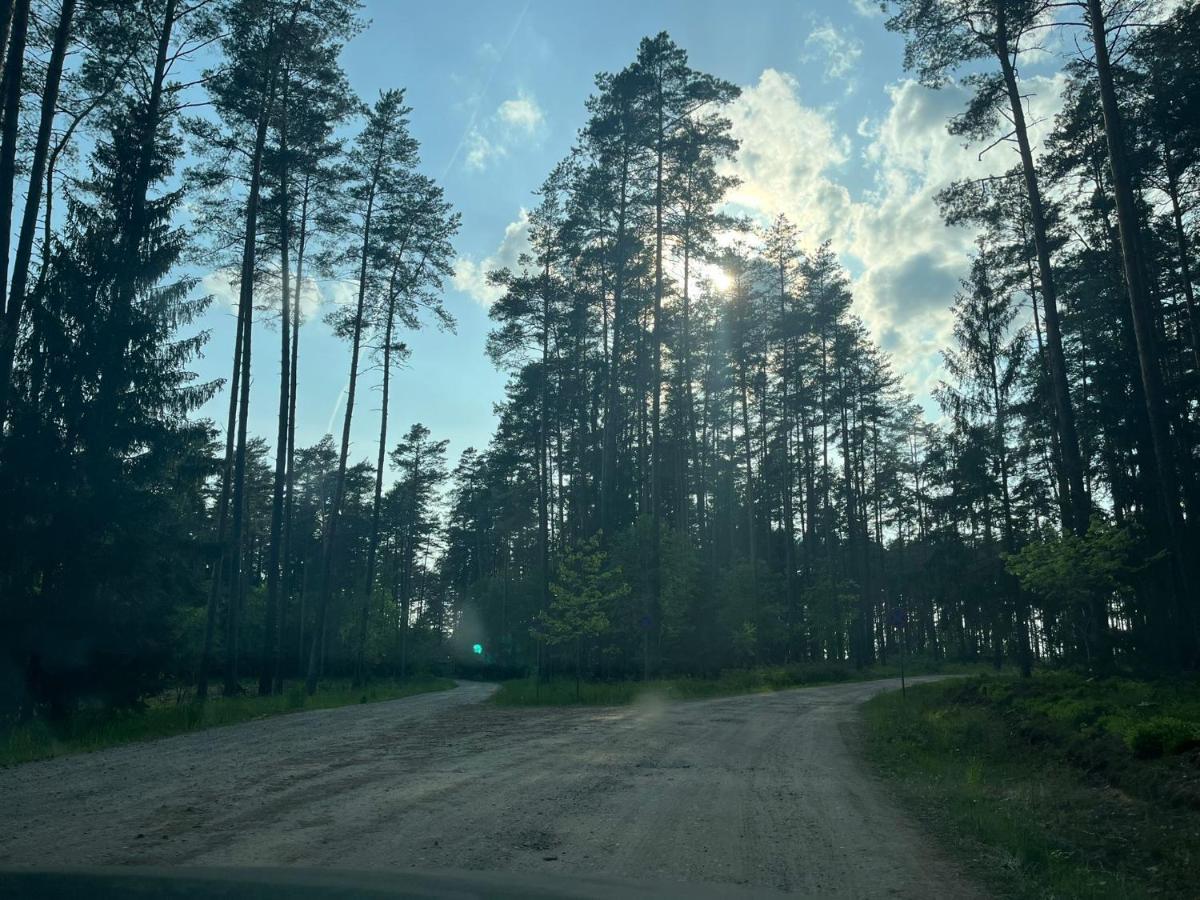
[
  {"left": 465, "top": 130, "right": 501, "bottom": 171},
  {"left": 803, "top": 20, "right": 864, "bottom": 83},
  {"left": 452, "top": 209, "right": 531, "bottom": 306},
  {"left": 846, "top": 73, "right": 1067, "bottom": 401},
  {"left": 720, "top": 68, "right": 1067, "bottom": 406},
  {"left": 721, "top": 69, "right": 853, "bottom": 242},
  {"left": 465, "top": 91, "right": 545, "bottom": 172},
  {"left": 497, "top": 93, "right": 544, "bottom": 133}
]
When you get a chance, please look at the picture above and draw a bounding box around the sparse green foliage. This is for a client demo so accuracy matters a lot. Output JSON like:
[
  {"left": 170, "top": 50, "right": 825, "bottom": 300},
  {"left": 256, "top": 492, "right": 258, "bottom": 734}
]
[{"left": 540, "top": 539, "right": 624, "bottom": 647}]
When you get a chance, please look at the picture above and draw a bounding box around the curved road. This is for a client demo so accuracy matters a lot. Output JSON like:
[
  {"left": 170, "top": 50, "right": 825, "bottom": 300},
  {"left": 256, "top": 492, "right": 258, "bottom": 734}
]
[{"left": 0, "top": 678, "right": 980, "bottom": 897}]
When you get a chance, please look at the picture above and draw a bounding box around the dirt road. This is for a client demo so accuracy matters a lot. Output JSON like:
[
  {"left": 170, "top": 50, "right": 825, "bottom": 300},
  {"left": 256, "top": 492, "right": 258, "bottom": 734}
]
[{"left": 0, "top": 678, "right": 980, "bottom": 897}]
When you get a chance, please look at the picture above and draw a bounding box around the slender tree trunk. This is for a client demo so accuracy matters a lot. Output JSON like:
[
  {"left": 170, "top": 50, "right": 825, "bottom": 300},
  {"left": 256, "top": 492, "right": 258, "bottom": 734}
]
[
  {"left": 306, "top": 173, "right": 378, "bottom": 695},
  {"left": 1164, "top": 161, "right": 1200, "bottom": 373},
  {"left": 681, "top": 233, "right": 701, "bottom": 533},
  {"left": 985, "top": 305, "right": 1030, "bottom": 677},
  {"left": 0, "top": 0, "right": 28, "bottom": 327},
  {"left": 599, "top": 146, "right": 631, "bottom": 538},
  {"left": 355, "top": 263, "right": 401, "bottom": 686},
  {"left": 0, "top": 2, "right": 14, "bottom": 114},
  {"left": 1085, "top": 0, "right": 1188, "bottom": 659},
  {"left": 539, "top": 262, "right": 552, "bottom": 611},
  {"left": 197, "top": 307, "right": 245, "bottom": 700},
  {"left": 651, "top": 75, "right": 664, "bottom": 536},
  {"left": 778, "top": 256, "right": 796, "bottom": 645},
  {"left": 994, "top": 12, "right": 1088, "bottom": 537},
  {"left": 277, "top": 174, "right": 309, "bottom": 691},
  {"left": 225, "top": 76, "right": 278, "bottom": 696},
  {"left": 0, "top": 0, "right": 74, "bottom": 427},
  {"left": 261, "top": 76, "right": 293, "bottom": 696}
]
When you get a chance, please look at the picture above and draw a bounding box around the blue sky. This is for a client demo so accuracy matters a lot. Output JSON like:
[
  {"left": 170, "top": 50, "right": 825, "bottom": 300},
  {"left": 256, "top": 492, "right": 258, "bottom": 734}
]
[{"left": 190, "top": 0, "right": 1071, "bottom": 473}]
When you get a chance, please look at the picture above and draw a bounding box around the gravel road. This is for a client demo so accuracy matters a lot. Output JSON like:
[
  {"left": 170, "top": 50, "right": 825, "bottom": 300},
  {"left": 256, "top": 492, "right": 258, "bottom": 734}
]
[{"left": 0, "top": 677, "right": 981, "bottom": 897}]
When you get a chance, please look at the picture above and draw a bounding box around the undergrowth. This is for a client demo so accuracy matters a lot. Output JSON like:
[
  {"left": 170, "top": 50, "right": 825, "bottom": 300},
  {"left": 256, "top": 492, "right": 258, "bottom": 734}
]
[{"left": 862, "top": 673, "right": 1200, "bottom": 899}]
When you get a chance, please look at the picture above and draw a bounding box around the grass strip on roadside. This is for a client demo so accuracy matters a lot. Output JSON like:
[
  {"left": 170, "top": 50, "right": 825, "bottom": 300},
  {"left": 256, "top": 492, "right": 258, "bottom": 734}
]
[
  {"left": 1, "top": 675, "right": 455, "bottom": 767},
  {"left": 861, "top": 675, "right": 1200, "bottom": 900},
  {"left": 490, "top": 660, "right": 993, "bottom": 707}
]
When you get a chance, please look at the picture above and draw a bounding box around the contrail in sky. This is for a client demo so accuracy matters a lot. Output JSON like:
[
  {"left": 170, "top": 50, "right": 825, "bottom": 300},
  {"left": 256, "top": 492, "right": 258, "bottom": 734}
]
[
  {"left": 325, "top": 381, "right": 348, "bottom": 438},
  {"left": 440, "top": 0, "right": 531, "bottom": 178}
]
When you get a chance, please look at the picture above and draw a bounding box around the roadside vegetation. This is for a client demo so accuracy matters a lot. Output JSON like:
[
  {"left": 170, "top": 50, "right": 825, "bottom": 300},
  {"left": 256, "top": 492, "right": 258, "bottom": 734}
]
[
  {"left": 490, "top": 659, "right": 992, "bottom": 706},
  {"left": 863, "top": 674, "right": 1200, "bottom": 899},
  {"left": 0, "top": 676, "right": 454, "bottom": 768}
]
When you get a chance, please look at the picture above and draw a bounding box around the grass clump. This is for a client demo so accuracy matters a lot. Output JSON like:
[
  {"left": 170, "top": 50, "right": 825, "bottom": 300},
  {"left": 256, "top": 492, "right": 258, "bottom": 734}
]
[
  {"left": 862, "top": 674, "right": 1200, "bottom": 899},
  {"left": 1125, "top": 716, "right": 1200, "bottom": 759},
  {"left": 0, "top": 675, "right": 454, "bottom": 767}
]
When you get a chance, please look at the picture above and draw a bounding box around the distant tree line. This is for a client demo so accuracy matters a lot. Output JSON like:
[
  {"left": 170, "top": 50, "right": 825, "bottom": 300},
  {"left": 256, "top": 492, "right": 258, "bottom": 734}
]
[
  {"left": 447, "top": 4, "right": 1200, "bottom": 683},
  {"left": 0, "top": 1, "right": 1197, "bottom": 720}
]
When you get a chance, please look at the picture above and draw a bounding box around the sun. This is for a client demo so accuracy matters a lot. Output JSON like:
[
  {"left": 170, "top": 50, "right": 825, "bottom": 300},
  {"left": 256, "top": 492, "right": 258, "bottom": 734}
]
[
  {"left": 693, "top": 259, "right": 732, "bottom": 292},
  {"left": 708, "top": 266, "right": 732, "bottom": 292}
]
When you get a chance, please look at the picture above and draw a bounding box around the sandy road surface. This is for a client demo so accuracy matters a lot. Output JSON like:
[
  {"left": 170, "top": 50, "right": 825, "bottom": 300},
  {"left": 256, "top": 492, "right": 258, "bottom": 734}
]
[{"left": 0, "top": 678, "right": 980, "bottom": 897}]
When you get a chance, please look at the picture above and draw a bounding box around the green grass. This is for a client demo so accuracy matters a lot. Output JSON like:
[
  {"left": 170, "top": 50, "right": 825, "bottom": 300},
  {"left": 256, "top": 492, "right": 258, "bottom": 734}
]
[
  {"left": 0, "top": 675, "right": 455, "bottom": 767},
  {"left": 490, "top": 658, "right": 993, "bottom": 706},
  {"left": 862, "top": 674, "right": 1200, "bottom": 899}
]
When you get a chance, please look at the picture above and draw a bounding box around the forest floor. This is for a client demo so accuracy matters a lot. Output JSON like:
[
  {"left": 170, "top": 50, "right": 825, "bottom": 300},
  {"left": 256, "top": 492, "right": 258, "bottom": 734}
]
[
  {"left": 0, "top": 676, "right": 981, "bottom": 898},
  {"left": 863, "top": 675, "right": 1200, "bottom": 899}
]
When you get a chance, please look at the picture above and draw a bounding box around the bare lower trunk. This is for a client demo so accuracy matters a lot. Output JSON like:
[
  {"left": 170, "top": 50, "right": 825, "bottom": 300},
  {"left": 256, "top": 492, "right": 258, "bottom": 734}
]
[
  {"left": 261, "top": 82, "right": 292, "bottom": 696},
  {"left": 198, "top": 307, "right": 244, "bottom": 700},
  {"left": 306, "top": 175, "right": 378, "bottom": 695}
]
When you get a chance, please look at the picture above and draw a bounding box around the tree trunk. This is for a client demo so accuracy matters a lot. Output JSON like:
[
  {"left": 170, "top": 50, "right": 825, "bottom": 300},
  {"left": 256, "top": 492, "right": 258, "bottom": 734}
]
[
  {"left": 994, "top": 11, "right": 1088, "bottom": 538},
  {"left": 778, "top": 256, "right": 797, "bottom": 648},
  {"left": 0, "top": 0, "right": 74, "bottom": 427},
  {"left": 224, "top": 76, "right": 278, "bottom": 696},
  {"left": 651, "top": 73, "right": 664, "bottom": 535},
  {"left": 261, "top": 75, "right": 293, "bottom": 697},
  {"left": 306, "top": 171, "right": 378, "bottom": 695},
  {"left": 0, "top": 0, "right": 28, "bottom": 326},
  {"left": 1085, "top": 0, "right": 1188, "bottom": 659},
  {"left": 197, "top": 306, "right": 245, "bottom": 701},
  {"left": 1164, "top": 161, "right": 1200, "bottom": 373},
  {"left": 599, "top": 146, "right": 631, "bottom": 538},
  {"left": 355, "top": 262, "right": 401, "bottom": 686},
  {"left": 277, "top": 173, "right": 310, "bottom": 691}
]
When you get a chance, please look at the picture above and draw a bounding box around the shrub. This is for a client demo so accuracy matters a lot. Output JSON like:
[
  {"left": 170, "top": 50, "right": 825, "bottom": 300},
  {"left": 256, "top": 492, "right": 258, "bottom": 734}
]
[{"left": 1124, "top": 716, "right": 1200, "bottom": 759}]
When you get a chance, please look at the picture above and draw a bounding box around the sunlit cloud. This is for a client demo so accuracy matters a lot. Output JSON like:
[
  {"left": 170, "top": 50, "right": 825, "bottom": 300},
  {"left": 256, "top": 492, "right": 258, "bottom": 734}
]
[
  {"left": 452, "top": 208, "right": 531, "bottom": 306},
  {"left": 717, "top": 67, "right": 1066, "bottom": 408},
  {"left": 497, "top": 93, "right": 544, "bottom": 132},
  {"left": 721, "top": 68, "right": 852, "bottom": 245},
  {"left": 465, "top": 91, "right": 546, "bottom": 172}
]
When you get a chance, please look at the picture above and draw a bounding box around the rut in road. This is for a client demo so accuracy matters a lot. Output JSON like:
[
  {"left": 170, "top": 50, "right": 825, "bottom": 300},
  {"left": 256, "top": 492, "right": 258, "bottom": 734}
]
[{"left": 0, "top": 677, "right": 982, "bottom": 898}]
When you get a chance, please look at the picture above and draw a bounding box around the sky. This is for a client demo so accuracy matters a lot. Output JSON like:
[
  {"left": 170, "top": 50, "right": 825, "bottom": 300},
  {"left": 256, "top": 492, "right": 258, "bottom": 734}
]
[{"left": 190, "top": 0, "right": 1073, "bottom": 474}]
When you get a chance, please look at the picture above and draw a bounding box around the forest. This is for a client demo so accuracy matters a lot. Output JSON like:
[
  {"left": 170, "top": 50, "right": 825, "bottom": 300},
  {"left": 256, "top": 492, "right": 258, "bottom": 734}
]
[{"left": 0, "top": 0, "right": 1198, "bottom": 722}]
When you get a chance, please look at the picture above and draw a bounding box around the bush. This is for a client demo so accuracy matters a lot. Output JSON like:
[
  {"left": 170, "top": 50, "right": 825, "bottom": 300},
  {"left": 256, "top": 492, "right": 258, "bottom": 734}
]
[{"left": 1124, "top": 716, "right": 1200, "bottom": 759}]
